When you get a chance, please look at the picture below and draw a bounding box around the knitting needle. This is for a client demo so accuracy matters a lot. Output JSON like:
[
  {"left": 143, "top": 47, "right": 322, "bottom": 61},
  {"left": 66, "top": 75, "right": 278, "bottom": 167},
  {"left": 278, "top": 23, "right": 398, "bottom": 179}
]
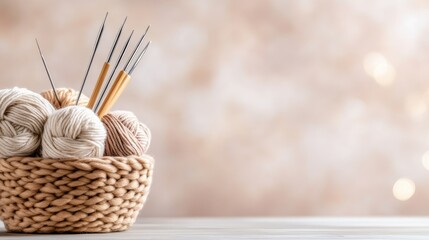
[
  {"left": 76, "top": 12, "right": 108, "bottom": 106},
  {"left": 93, "top": 30, "right": 134, "bottom": 113},
  {"left": 35, "top": 38, "right": 60, "bottom": 105},
  {"left": 98, "top": 41, "right": 151, "bottom": 118},
  {"left": 96, "top": 27, "right": 150, "bottom": 117},
  {"left": 96, "top": 28, "right": 150, "bottom": 117},
  {"left": 128, "top": 41, "right": 151, "bottom": 75},
  {"left": 123, "top": 25, "right": 150, "bottom": 72},
  {"left": 87, "top": 17, "right": 127, "bottom": 109}
]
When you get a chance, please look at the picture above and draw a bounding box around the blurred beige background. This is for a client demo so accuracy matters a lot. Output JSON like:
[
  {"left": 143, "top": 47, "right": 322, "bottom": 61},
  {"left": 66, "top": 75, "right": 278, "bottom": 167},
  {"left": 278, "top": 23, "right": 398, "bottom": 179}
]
[{"left": 1, "top": 0, "right": 429, "bottom": 216}]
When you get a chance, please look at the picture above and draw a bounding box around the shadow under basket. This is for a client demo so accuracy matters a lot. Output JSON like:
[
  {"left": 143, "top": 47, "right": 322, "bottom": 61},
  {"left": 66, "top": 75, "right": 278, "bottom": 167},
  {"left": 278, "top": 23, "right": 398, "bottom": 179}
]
[{"left": 0, "top": 155, "right": 154, "bottom": 233}]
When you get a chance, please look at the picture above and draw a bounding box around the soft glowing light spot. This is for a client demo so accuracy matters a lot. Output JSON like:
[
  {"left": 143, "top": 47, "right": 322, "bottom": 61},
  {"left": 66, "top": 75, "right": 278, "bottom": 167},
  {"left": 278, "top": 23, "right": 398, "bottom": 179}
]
[
  {"left": 363, "top": 52, "right": 395, "bottom": 86},
  {"left": 393, "top": 178, "right": 415, "bottom": 201},
  {"left": 406, "top": 95, "right": 427, "bottom": 119},
  {"left": 422, "top": 151, "right": 429, "bottom": 170}
]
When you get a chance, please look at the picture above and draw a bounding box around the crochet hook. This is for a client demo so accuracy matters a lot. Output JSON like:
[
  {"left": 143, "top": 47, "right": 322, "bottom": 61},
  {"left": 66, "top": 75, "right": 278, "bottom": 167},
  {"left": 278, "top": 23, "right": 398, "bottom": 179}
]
[
  {"left": 35, "top": 38, "right": 60, "bottom": 105},
  {"left": 76, "top": 12, "right": 108, "bottom": 106},
  {"left": 87, "top": 17, "right": 127, "bottom": 109},
  {"left": 94, "top": 30, "right": 134, "bottom": 113},
  {"left": 98, "top": 41, "right": 151, "bottom": 118}
]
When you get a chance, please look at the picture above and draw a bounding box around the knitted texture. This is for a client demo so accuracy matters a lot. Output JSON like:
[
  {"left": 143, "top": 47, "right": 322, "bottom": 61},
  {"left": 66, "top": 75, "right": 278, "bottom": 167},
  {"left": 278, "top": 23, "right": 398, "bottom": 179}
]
[
  {"left": 102, "top": 111, "right": 151, "bottom": 156},
  {"left": 42, "top": 106, "right": 107, "bottom": 158},
  {"left": 0, "top": 87, "right": 55, "bottom": 158},
  {"left": 0, "top": 155, "right": 154, "bottom": 233},
  {"left": 40, "top": 88, "right": 89, "bottom": 109}
]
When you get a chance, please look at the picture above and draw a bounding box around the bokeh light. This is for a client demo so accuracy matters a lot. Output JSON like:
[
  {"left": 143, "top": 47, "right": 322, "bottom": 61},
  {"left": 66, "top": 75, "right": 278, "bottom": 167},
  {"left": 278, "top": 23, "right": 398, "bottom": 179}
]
[
  {"left": 392, "top": 178, "right": 415, "bottom": 201},
  {"left": 422, "top": 151, "right": 429, "bottom": 170},
  {"left": 363, "top": 52, "right": 396, "bottom": 86}
]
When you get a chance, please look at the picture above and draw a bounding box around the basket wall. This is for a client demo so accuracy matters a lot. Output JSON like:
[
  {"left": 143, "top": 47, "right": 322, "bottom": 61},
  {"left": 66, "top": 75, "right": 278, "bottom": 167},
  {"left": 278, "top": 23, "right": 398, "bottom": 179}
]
[{"left": 0, "top": 155, "right": 154, "bottom": 233}]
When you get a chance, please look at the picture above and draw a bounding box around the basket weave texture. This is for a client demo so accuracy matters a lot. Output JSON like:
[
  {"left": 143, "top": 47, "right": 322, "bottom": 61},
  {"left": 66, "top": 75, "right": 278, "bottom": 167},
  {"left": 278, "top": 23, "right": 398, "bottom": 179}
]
[{"left": 0, "top": 155, "right": 154, "bottom": 233}]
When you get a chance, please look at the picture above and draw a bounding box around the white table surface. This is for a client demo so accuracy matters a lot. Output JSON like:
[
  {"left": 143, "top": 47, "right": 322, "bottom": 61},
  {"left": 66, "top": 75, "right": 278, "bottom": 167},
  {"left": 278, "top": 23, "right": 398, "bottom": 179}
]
[{"left": 2, "top": 217, "right": 429, "bottom": 239}]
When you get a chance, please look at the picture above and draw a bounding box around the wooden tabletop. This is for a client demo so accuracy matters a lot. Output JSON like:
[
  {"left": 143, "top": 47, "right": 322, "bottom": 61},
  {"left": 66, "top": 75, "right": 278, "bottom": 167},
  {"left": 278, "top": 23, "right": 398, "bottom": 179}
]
[{"left": 2, "top": 218, "right": 429, "bottom": 239}]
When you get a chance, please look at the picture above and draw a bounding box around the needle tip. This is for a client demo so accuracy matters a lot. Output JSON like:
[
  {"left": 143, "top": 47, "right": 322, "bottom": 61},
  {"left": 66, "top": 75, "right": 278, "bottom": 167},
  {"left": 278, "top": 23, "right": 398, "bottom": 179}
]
[
  {"left": 35, "top": 38, "right": 42, "bottom": 53},
  {"left": 121, "top": 17, "right": 128, "bottom": 28},
  {"left": 103, "top": 12, "right": 108, "bottom": 23},
  {"left": 128, "top": 30, "right": 135, "bottom": 38},
  {"left": 145, "top": 25, "right": 151, "bottom": 34},
  {"left": 144, "top": 41, "right": 152, "bottom": 50}
]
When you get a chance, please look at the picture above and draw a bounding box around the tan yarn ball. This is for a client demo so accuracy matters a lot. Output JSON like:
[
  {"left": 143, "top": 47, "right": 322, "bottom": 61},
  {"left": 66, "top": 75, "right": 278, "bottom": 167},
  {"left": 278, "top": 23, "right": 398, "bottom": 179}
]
[
  {"left": 0, "top": 87, "right": 54, "bottom": 158},
  {"left": 42, "top": 106, "right": 107, "bottom": 158},
  {"left": 102, "top": 111, "right": 151, "bottom": 156},
  {"left": 40, "top": 88, "right": 89, "bottom": 109}
]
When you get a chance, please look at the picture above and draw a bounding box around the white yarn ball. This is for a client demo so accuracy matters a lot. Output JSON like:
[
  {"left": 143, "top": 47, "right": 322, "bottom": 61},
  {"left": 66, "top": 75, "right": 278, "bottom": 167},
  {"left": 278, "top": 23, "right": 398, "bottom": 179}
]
[
  {"left": 42, "top": 106, "right": 107, "bottom": 158},
  {"left": 0, "top": 87, "right": 54, "bottom": 158}
]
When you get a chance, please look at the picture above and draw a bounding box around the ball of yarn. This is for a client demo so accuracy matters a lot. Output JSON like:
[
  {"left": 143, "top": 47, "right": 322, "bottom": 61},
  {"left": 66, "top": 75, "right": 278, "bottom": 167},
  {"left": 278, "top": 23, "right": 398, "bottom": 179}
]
[
  {"left": 0, "top": 87, "right": 55, "bottom": 158},
  {"left": 42, "top": 106, "right": 106, "bottom": 158},
  {"left": 40, "top": 88, "right": 89, "bottom": 109},
  {"left": 102, "top": 111, "right": 151, "bottom": 156}
]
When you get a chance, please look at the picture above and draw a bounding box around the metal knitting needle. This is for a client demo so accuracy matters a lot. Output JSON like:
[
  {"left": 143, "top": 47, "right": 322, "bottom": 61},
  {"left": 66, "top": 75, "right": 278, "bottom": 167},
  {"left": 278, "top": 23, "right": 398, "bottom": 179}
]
[
  {"left": 94, "top": 30, "right": 134, "bottom": 112},
  {"left": 97, "top": 41, "right": 151, "bottom": 118},
  {"left": 107, "top": 17, "right": 127, "bottom": 63},
  {"left": 129, "top": 41, "right": 151, "bottom": 75},
  {"left": 35, "top": 38, "right": 60, "bottom": 105},
  {"left": 76, "top": 12, "right": 108, "bottom": 105},
  {"left": 87, "top": 16, "right": 127, "bottom": 109},
  {"left": 123, "top": 25, "right": 150, "bottom": 72}
]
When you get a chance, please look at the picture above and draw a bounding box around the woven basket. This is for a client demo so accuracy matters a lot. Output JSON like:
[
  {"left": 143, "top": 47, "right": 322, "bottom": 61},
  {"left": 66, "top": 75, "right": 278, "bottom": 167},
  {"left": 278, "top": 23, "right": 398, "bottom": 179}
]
[{"left": 0, "top": 155, "right": 154, "bottom": 233}]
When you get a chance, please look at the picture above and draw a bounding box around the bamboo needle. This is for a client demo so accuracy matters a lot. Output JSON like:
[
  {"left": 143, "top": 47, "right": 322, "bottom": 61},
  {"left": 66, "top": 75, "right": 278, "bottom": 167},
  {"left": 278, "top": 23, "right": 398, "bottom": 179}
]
[
  {"left": 95, "top": 27, "right": 150, "bottom": 117},
  {"left": 35, "top": 38, "right": 60, "bottom": 105},
  {"left": 87, "top": 17, "right": 127, "bottom": 110},
  {"left": 97, "top": 41, "right": 151, "bottom": 118},
  {"left": 93, "top": 30, "right": 134, "bottom": 113},
  {"left": 76, "top": 12, "right": 108, "bottom": 105},
  {"left": 96, "top": 70, "right": 128, "bottom": 118}
]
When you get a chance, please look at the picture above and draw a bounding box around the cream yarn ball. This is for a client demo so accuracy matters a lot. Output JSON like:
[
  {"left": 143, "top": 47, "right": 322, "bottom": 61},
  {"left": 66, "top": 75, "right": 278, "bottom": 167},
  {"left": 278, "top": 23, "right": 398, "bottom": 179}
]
[
  {"left": 0, "top": 87, "right": 54, "bottom": 158},
  {"left": 40, "top": 88, "right": 89, "bottom": 109},
  {"left": 42, "top": 106, "right": 107, "bottom": 158}
]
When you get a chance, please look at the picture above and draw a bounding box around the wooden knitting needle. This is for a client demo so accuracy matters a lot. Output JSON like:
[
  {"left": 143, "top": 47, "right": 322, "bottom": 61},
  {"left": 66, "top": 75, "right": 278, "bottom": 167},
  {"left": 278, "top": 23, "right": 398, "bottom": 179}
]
[
  {"left": 93, "top": 30, "right": 134, "bottom": 113},
  {"left": 76, "top": 12, "right": 108, "bottom": 106},
  {"left": 87, "top": 17, "right": 127, "bottom": 110},
  {"left": 96, "top": 27, "right": 150, "bottom": 117},
  {"left": 107, "top": 41, "right": 152, "bottom": 113},
  {"left": 35, "top": 38, "right": 60, "bottom": 105},
  {"left": 98, "top": 41, "right": 151, "bottom": 118}
]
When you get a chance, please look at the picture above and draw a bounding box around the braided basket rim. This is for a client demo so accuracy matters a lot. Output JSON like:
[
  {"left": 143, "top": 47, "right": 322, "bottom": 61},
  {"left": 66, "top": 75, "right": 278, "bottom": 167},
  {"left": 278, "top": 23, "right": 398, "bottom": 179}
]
[
  {"left": 0, "top": 154, "right": 154, "bottom": 233},
  {"left": 0, "top": 154, "right": 154, "bottom": 167}
]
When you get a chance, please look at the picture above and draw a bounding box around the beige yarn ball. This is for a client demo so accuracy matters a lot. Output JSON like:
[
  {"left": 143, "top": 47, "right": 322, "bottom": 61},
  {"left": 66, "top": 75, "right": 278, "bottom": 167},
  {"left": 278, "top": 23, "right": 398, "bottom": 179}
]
[
  {"left": 102, "top": 111, "right": 151, "bottom": 156},
  {"left": 42, "top": 106, "right": 107, "bottom": 158},
  {"left": 40, "top": 88, "right": 89, "bottom": 109},
  {"left": 0, "top": 87, "right": 55, "bottom": 158}
]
